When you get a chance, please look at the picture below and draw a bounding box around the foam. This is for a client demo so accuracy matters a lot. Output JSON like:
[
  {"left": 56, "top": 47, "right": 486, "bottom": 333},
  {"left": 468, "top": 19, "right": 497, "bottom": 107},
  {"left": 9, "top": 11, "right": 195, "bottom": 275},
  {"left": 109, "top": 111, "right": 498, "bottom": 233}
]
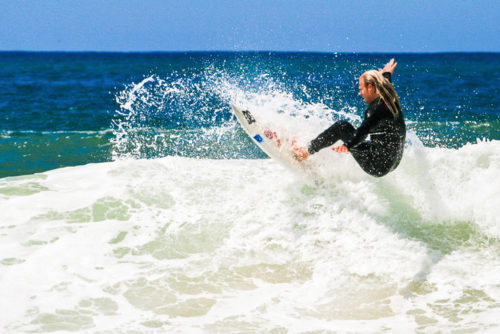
[
  {"left": 1, "top": 140, "right": 499, "bottom": 331},
  {"left": 2, "top": 62, "right": 499, "bottom": 332}
]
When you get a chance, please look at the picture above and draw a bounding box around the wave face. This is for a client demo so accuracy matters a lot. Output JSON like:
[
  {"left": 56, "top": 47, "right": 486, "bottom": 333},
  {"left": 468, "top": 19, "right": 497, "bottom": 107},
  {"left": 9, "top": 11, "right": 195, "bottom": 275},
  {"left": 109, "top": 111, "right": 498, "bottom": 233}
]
[{"left": 1, "top": 139, "right": 499, "bottom": 332}]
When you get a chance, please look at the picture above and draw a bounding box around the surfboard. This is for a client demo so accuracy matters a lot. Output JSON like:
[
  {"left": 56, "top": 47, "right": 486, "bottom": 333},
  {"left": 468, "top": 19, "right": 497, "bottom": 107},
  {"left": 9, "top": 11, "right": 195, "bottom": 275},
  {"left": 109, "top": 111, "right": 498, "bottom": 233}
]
[{"left": 231, "top": 104, "right": 310, "bottom": 174}]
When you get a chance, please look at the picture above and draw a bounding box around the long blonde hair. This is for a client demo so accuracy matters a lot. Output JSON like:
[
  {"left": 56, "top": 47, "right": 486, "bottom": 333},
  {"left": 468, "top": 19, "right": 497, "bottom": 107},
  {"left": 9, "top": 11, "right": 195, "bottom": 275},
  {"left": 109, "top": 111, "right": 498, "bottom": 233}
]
[{"left": 361, "top": 70, "right": 400, "bottom": 117}]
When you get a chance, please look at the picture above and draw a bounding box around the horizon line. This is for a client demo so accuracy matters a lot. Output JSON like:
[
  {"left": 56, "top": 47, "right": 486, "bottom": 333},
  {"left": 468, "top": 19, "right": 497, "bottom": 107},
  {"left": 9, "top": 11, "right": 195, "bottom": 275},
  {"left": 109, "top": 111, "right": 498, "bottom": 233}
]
[{"left": 1, "top": 50, "right": 500, "bottom": 55}]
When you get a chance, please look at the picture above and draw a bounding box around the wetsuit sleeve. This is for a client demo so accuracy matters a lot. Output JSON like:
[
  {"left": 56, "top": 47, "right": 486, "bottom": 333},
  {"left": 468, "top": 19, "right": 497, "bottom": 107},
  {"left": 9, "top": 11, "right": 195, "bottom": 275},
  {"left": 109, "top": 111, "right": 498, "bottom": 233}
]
[
  {"left": 344, "top": 112, "right": 377, "bottom": 150},
  {"left": 382, "top": 72, "right": 392, "bottom": 82}
]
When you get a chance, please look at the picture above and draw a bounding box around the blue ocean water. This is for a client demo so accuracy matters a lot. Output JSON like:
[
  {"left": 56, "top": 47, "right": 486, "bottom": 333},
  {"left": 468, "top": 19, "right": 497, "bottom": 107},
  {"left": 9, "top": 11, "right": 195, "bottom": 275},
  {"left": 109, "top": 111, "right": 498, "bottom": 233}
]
[
  {"left": 1, "top": 52, "right": 498, "bottom": 177},
  {"left": 1, "top": 52, "right": 500, "bottom": 333}
]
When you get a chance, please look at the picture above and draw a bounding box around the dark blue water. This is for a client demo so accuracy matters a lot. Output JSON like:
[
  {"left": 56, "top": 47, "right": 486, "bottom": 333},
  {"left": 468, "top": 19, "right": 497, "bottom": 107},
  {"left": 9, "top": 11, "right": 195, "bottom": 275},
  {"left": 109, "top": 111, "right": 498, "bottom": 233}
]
[{"left": 1, "top": 52, "right": 499, "bottom": 178}]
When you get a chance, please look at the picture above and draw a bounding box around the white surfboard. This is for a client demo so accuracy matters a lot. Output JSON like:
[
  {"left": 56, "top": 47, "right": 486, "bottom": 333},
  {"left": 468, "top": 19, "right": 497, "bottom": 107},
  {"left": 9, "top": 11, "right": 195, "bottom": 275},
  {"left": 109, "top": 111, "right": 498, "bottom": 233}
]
[{"left": 231, "top": 104, "right": 311, "bottom": 175}]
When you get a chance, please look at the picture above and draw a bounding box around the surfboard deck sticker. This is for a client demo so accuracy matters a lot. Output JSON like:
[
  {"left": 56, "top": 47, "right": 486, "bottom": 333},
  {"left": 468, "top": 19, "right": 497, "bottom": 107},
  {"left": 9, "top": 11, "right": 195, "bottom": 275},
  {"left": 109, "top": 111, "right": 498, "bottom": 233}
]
[{"left": 231, "top": 104, "right": 312, "bottom": 175}]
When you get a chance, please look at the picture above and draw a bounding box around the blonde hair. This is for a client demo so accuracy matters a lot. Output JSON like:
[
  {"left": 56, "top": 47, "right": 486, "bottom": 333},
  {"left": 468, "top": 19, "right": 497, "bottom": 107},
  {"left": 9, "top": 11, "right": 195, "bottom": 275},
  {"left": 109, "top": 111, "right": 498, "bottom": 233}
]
[{"left": 361, "top": 70, "right": 400, "bottom": 117}]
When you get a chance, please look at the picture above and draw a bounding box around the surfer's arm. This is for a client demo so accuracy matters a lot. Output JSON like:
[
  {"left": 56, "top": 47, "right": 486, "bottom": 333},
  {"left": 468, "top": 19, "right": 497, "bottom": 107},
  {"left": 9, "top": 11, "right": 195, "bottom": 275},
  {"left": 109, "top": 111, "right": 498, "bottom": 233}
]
[
  {"left": 379, "top": 58, "right": 397, "bottom": 78},
  {"left": 344, "top": 120, "right": 370, "bottom": 150},
  {"left": 382, "top": 72, "right": 392, "bottom": 82},
  {"left": 344, "top": 110, "right": 379, "bottom": 150}
]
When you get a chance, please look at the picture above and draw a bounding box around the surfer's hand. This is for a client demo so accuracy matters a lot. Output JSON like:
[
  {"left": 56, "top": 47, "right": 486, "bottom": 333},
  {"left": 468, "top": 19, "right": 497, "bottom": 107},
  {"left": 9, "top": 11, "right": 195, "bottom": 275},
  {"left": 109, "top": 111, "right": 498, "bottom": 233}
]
[
  {"left": 379, "top": 58, "right": 397, "bottom": 75},
  {"left": 332, "top": 145, "right": 349, "bottom": 154}
]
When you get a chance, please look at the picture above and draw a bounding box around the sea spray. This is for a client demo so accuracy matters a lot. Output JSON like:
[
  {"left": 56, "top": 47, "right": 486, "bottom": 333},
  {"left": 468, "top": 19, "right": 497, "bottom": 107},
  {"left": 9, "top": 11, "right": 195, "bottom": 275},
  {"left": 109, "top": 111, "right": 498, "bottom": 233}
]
[{"left": 110, "top": 66, "right": 363, "bottom": 161}]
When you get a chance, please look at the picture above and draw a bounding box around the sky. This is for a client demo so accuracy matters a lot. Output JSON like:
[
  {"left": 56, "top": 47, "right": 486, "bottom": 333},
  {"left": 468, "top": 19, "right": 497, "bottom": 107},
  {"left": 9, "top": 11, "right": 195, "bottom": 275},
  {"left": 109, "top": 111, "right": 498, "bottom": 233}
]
[{"left": 1, "top": 0, "right": 499, "bottom": 53}]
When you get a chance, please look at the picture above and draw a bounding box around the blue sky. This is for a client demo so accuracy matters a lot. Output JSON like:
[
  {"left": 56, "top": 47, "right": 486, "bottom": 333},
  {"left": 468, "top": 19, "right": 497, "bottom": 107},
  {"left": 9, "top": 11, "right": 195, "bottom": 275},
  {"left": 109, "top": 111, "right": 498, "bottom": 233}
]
[{"left": 1, "top": 0, "right": 499, "bottom": 52}]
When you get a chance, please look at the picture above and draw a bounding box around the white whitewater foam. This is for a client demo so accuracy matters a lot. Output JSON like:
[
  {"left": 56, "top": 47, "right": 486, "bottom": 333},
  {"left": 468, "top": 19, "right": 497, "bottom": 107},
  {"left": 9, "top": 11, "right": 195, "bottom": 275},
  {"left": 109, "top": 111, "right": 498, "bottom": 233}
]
[{"left": 1, "top": 140, "right": 499, "bottom": 332}]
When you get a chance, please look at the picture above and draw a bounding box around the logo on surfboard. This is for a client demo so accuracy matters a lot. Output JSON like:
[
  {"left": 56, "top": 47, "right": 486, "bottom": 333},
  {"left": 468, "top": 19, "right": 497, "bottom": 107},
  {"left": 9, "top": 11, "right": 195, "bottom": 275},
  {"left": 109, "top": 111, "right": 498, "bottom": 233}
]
[
  {"left": 253, "top": 134, "right": 263, "bottom": 143},
  {"left": 242, "top": 110, "right": 256, "bottom": 124}
]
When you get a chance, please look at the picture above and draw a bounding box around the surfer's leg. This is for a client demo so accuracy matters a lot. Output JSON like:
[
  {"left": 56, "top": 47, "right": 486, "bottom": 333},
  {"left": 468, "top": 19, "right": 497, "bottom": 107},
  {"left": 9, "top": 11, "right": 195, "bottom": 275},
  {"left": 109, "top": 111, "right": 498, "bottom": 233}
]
[
  {"left": 308, "top": 121, "right": 355, "bottom": 154},
  {"left": 350, "top": 144, "right": 393, "bottom": 177}
]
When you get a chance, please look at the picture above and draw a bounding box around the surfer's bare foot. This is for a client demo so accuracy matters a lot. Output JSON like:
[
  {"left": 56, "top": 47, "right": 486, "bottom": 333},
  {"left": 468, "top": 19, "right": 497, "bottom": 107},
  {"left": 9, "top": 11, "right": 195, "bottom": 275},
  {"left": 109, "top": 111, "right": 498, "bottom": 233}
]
[
  {"left": 292, "top": 141, "right": 310, "bottom": 161},
  {"left": 294, "top": 147, "right": 310, "bottom": 161}
]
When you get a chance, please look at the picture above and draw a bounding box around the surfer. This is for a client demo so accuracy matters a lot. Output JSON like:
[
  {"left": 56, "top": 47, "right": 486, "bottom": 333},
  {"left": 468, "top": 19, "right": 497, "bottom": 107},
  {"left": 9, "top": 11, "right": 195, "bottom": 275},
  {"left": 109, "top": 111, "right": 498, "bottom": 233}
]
[{"left": 294, "top": 58, "right": 406, "bottom": 177}]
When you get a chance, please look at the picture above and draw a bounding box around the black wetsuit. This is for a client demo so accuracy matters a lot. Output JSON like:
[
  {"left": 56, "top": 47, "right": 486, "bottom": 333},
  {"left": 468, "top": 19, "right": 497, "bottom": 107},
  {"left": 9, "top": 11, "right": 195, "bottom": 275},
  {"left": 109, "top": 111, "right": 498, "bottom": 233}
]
[{"left": 307, "top": 72, "right": 406, "bottom": 177}]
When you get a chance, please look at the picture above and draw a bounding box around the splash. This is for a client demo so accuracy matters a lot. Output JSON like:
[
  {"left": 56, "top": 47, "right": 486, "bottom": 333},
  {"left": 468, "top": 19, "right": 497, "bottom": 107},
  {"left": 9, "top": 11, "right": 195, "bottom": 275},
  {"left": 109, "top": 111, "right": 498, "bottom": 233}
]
[{"left": 110, "top": 66, "right": 362, "bottom": 160}]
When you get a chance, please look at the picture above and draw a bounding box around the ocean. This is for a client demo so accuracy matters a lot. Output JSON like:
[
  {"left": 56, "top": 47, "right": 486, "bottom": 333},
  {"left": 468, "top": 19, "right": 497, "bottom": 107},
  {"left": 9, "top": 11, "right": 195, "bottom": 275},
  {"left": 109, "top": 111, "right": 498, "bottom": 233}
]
[{"left": 1, "top": 52, "right": 499, "bottom": 332}]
